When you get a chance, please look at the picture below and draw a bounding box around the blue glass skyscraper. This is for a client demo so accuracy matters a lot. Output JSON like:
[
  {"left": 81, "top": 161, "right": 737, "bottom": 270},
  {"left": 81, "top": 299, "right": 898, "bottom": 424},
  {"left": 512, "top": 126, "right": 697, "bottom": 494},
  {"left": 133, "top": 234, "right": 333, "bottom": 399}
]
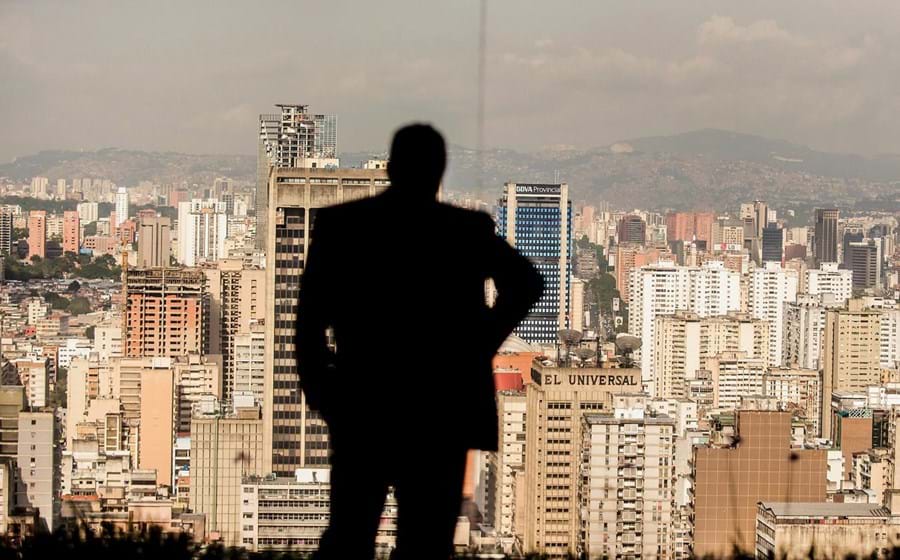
[{"left": 496, "top": 182, "right": 573, "bottom": 345}]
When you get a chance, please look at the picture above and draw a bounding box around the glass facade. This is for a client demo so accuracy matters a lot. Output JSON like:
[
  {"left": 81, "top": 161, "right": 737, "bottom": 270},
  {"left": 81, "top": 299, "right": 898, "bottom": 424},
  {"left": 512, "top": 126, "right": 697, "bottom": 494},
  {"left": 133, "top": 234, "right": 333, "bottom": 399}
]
[{"left": 497, "top": 184, "right": 573, "bottom": 344}]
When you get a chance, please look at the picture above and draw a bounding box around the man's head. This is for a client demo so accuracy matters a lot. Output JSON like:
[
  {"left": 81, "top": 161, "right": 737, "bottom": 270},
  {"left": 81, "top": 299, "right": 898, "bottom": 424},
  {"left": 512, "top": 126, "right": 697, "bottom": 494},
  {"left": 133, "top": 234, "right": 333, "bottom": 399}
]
[{"left": 387, "top": 124, "right": 446, "bottom": 199}]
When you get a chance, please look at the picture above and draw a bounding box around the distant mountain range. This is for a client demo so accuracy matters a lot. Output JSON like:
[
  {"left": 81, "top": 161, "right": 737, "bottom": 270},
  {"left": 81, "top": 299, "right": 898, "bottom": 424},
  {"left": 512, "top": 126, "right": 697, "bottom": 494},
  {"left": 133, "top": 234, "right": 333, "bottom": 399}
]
[{"left": 2, "top": 130, "right": 898, "bottom": 212}]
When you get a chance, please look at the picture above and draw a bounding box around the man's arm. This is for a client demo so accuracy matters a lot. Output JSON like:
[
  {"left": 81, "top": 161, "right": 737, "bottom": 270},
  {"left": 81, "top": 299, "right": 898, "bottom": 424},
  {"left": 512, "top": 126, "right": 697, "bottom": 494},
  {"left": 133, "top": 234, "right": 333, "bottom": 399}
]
[
  {"left": 481, "top": 213, "right": 544, "bottom": 350},
  {"left": 296, "top": 209, "right": 336, "bottom": 413}
]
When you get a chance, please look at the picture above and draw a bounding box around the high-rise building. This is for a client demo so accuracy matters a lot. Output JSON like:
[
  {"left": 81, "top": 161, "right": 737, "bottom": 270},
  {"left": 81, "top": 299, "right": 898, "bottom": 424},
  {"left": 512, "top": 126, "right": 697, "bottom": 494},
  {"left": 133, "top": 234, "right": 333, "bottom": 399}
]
[
  {"left": 137, "top": 215, "right": 172, "bottom": 268},
  {"left": 615, "top": 245, "right": 664, "bottom": 303},
  {"left": 263, "top": 167, "right": 389, "bottom": 475},
  {"left": 138, "top": 362, "right": 175, "bottom": 487},
  {"left": 497, "top": 183, "right": 573, "bottom": 345},
  {"left": 30, "top": 177, "right": 49, "bottom": 198},
  {"left": 806, "top": 262, "right": 852, "bottom": 304},
  {"left": 76, "top": 201, "right": 99, "bottom": 224},
  {"left": 123, "top": 268, "right": 209, "bottom": 358},
  {"left": 761, "top": 223, "right": 784, "bottom": 263},
  {"left": 630, "top": 261, "right": 741, "bottom": 392},
  {"left": 177, "top": 199, "right": 228, "bottom": 267},
  {"left": 691, "top": 411, "right": 826, "bottom": 558},
  {"left": 190, "top": 404, "right": 265, "bottom": 547},
  {"left": 27, "top": 210, "right": 47, "bottom": 260},
  {"left": 581, "top": 395, "right": 676, "bottom": 559},
  {"left": 748, "top": 262, "right": 799, "bottom": 367},
  {"left": 846, "top": 240, "right": 881, "bottom": 290},
  {"left": 523, "top": 363, "right": 641, "bottom": 556},
  {"left": 782, "top": 294, "right": 841, "bottom": 371},
  {"left": 114, "top": 186, "right": 129, "bottom": 230},
  {"left": 62, "top": 210, "right": 80, "bottom": 254},
  {"left": 814, "top": 208, "right": 839, "bottom": 265},
  {"left": 257, "top": 104, "right": 339, "bottom": 250},
  {"left": 703, "top": 351, "right": 767, "bottom": 409},
  {"left": 0, "top": 209, "right": 12, "bottom": 256},
  {"left": 204, "top": 259, "right": 265, "bottom": 404},
  {"left": 653, "top": 311, "right": 768, "bottom": 400},
  {"left": 17, "top": 411, "right": 60, "bottom": 531},
  {"left": 821, "top": 299, "right": 882, "bottom": 437},
  {"left": 56, "top": 179, "right": 66, "bottom": 198},
  {"left": 485, "top": 390, "right": 526, "bottom": 541},
  {"left": 618, "top": 214, "right": 646, "bottom": 245},
  {"left": 233, "top": 324, "right": 266, "bottom": 406},
  {"left": 764, "top": 367, "right": 822, "bottom": 435}
]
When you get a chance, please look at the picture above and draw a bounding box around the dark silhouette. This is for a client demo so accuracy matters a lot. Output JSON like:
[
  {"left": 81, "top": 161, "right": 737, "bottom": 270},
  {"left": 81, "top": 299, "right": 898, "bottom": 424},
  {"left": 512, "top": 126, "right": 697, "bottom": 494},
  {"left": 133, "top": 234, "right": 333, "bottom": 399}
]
[{"left": 297, "top": 124, "right": 543, "bottom": 559}]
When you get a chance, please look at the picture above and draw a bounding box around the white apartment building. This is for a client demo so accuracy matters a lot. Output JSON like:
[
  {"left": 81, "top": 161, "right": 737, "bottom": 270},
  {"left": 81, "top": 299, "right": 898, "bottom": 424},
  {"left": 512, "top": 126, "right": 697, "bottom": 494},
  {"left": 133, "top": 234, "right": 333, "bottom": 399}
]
[
  {"left": 749, "top": 262, "right": 799, "bottom": 368},
  {"left": 630, "top": 261, "right": 741, "bottom": 393},
  {"left": 77, "top": 201, "right": 99, "bottom": 224},
  {"left": 177, "top": 199, "right": 228, "bottom": 267},
  {"left": 806, "top": 262, "right": 853, "bottom": 305},
  {"left": 486, "top": 390, "right": 526, "bottom": 540},
  {"left": 114, "top": 186, "right": 129, "bottom": 229},
  {"left": 782, "top": 294, "right": 841, "bottom": 371},
  {"left": 18, "top": 411, "right": 59, "bottom": 530},
  {"left": 879, "top": 307, "right": 900, "bottom": 370},
  {"left": 581, "top": 394, "right": 676, "bottom": 559}
]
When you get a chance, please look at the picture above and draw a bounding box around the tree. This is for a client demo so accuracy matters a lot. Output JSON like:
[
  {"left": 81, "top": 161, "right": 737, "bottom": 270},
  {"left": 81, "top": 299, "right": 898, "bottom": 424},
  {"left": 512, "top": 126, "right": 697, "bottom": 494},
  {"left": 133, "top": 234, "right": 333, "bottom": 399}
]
[
  {"left": 67, "top": 280, "right": 81, "bottom": 293},
  {"left": 83, "top": 222, "right": 97, "bottom": 236},
  {"left": 85, "top": 325, "right": 96, "bottom": 340},
  {"left": 68, "top": 297, "right": 91, "bottom": 315}
]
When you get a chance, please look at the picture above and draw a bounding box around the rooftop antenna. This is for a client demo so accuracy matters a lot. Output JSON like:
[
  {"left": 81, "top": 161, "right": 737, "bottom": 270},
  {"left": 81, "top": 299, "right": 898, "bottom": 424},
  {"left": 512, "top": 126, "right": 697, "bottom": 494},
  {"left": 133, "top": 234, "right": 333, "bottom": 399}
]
[{"left": 557, "top": 329, "right": 583, "bottom": 367}]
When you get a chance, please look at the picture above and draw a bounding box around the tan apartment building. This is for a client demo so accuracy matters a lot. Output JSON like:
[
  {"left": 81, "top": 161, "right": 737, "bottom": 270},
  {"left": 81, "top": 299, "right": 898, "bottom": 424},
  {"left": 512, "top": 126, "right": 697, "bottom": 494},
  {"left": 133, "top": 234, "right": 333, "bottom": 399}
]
[
  {"left": 692, "top": 411, "right": 827, "bottom": 558},
  {"left": 124, "top": 268, "right": 209, "bottom": 358},
  {"left": 821, "top": 299, "right": 882, "bottom": 437},
  {"left": 190, "top": 404, "right": 265, "bottom": 546},
  {"left": 263, "top": 166, "right": 388, "bottom": 475},
  {"left": 204, "top": 259, "right": 264, "bottom": 404},
  {"left": 138, "top": 364, "right": 174, "bottom": 488},
  {"left": 524, "top": 362, "right": 641, "bottom": 557},
  {"left": 653, "top": 311, "right": 768, "bottom": 400}
]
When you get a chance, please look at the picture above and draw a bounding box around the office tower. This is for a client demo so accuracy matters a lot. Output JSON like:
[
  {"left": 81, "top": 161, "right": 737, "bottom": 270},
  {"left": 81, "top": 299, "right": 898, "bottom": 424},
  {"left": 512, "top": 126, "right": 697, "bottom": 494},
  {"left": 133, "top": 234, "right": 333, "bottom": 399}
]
[
  {"left": 190, "top": 404, "right": 265, "bottom": 546},
  {"left": 761, "top": 223, "right": 783, "bottom": 263},
  {"left": 814, "top": 208, "right": 839, "bottom": 265},
  {"left": 123, "top": 268, "right": 209, "bottom": 358},
  {"left": 703, "top": 351, "right": 767, "bottom": 409},
  {"left": 654, "top": 312, "right": 768, "bottom": 400},
  {"left": 805, "top": 262, "right": 853, "bottom": 304},
  {"left": 62, "top": 210, "right": 80, "bottom": 254},
  {"left": 497, "top": 182, "right": 572, "bottom": 344},
  {"left": 630, "top": 261, "right": 741, "bottom": 392},
  {"left": 204, "top": 259, "right": 265, "bottom": 405},
  {"left": 764, "top": 367, "right": 822, "bottom": 435},
  {"left": 138, "top": 363, "right": 174, "bottom": 487},
  {"left": 137, "top": 215, "right": 172, "bottom": 268},
  {"left": 257, "top": 104, "right": 339, "bottom": 250},
  {"left": 30, "top": 177, "right": 48, "bottom": 198},
  {"left": 821, "top": 299, "right": 882, "bottom": 437},
  {"left": 114, "top": 187, "right": 128, "bottom": 230},
  {"left": 523, "top": 363, "right": 641, "bottom": 556},
  {"left": 264, "top": 167, "right": 389, "bottom": 475},
  {"left": 618, "top": 214, "right": 646, "bottom": 245},
  {"left": 177, "top": 199, "right": 228, "bottom": 267},
  {"left": 615, "top": 245, "right": 663, "bottom": 303},
  {"left": 27, "top": 210, "right": 47, "bottom": 260},
  {"left": 692, "top": 411, "right": 826, "bottom": 558},
  {"left": 748, "top": 262, "right": 799, "bottom": 367},
  {"left": 581, "top": 395, "right": 676, "bottom": 559},
  {"left": 0, "top": 209, "right": 12, "bottom": 256},
  {"left": 846, "top": 240, "right": 881, "bottom": 290},
  {"left": 76, "top": 201, "right": 99, "bottom": 224},
  {"left": 782, "top": 294, "right": 841, "bottom": 371},
  {"left": 17, "top": 411, "right": 60, "bottom": 531}
]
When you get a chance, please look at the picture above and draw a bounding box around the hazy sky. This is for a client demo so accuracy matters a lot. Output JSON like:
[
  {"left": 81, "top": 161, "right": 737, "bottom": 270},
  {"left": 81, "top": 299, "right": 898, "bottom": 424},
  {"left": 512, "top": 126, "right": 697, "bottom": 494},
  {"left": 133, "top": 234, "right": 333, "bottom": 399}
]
[{"left": 3, "top": 1, "right": 900, "bottom": 161}]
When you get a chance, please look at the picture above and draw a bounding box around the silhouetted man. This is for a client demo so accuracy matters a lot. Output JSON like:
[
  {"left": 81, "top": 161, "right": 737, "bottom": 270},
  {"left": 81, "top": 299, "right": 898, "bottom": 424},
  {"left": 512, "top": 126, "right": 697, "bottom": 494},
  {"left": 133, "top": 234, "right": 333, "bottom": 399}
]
[{"left": 297, "top": 124, "right": 543, "bottom": 559}]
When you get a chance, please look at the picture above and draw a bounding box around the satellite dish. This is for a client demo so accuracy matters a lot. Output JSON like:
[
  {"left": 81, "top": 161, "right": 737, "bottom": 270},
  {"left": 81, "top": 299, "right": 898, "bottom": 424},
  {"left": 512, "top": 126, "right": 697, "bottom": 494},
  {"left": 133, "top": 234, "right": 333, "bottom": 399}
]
[
  {"left": 615, "top": 333, "right": 642, "bottom": 354},
  {"left": 557, "top": 329, "right": 583, "bottom": 346},
  {"left": 576, "top": 348, "right": 597, "bottom": 361}
]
